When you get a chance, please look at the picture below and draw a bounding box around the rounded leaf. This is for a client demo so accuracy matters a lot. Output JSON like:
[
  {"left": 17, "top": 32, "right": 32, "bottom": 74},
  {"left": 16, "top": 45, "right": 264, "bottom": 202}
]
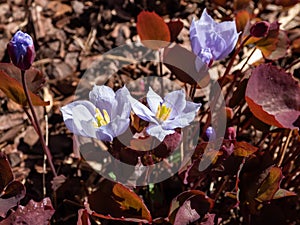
[
  {"left": 137, "top": 11, "right": 170, "bottom": 49},
  {"left": 245, "top": 64, "right": 300, "bottom": 129}
]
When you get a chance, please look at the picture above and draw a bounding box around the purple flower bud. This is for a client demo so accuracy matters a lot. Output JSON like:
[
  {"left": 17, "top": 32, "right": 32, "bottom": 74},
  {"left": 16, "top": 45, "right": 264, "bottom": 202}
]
[
  {"left": 190, "top": 9, "right": 240, "bottom": 65},
  {"left": 250, "top": 21, "right": 270, "bottom": 38},
  {"left": 205, "top": 126, "right": 216, "bottom": 141},
  {"left": 7, "top": 31, "right": 35, "bottom": 71}
]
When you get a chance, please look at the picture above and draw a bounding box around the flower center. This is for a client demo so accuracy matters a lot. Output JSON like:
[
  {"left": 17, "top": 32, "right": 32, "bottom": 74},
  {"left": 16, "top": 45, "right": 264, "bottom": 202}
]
[
  {"left": 93, "top": 108, "right": 110, "bottom": 127},
  {"left": 156, "top": 103, "right": 171, "bottom": 122}
]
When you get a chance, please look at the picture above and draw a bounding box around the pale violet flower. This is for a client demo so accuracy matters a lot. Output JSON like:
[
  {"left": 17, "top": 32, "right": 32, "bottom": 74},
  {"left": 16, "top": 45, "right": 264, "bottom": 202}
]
[
  {"left": 190, "top": 9, "right": 239, "bottom": 64},
  {"left": 61, "top": 85, "right": 131, "bottom": 142},
  {"left": 129, "top": 87, "right": 201, "bottom": 142}
]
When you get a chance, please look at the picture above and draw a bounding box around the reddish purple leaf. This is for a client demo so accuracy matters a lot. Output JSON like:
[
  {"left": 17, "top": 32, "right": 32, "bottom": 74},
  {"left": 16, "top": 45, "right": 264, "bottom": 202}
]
[
  {"left": 88, "top": 180, "right": 152, "bottom": 223},
  {"left": 0, "top": 63, "right": 45, "bottom": 93},
  {"left": 234, "top": 141, "right": 259, "bottom": 157},
  {"left": 255, "top": 167, "right": 283, "bottom": 202},
  {"left": 272, "top": 188, "right": 297, "bottom": 199},
  {"left": 0, "top": 198, "right": 55, "bottom": 225},
  {"left": 77, "top": 209, "right": 91, "bottom": 225},
  {"left": 237, "top": 153, "right": 295, "bottom": 214},
  {"left": 265, "top": 30, "right": 289, "bottom": 60},
  {"left": 247, "top": 21, "right": 289, "bottom": 60},
  {"left": 168, "top": 190, "right": 214, "bottom": 225},
  {"left": 245, "top": 63, "right": 300, "bottom": 129},
  {"left": 166, "top": 19, "right": 184, "bottom": 42},
  {"left": 0, "top": 153, "right": 25, "bottom": 218},
  {"left": 0, "top": 70, "right": 49, "bottom": 106},
  {"left": 137, "top": 11, "right": 170, "bottom": 49},
  {"left": 235, "top": 10, "right": 251, "bottom": 33},
  {"left": 163, "top": 44, "right": 209, "bottom": 85},
  {"left": 0, "top": 153, "right": 14, "bottom": 194},
  {"left": 200, "top": 213, "right": 217, "bottom": 225}
]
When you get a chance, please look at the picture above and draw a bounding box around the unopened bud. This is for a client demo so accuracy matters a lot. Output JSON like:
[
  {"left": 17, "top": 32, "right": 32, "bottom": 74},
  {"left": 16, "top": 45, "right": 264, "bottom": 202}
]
[
  {"left": 250, "top": 21, "right": 270, "bottom": 38},
  {"left": 7, "top": 31, "right": 35, "bottom": 71}
]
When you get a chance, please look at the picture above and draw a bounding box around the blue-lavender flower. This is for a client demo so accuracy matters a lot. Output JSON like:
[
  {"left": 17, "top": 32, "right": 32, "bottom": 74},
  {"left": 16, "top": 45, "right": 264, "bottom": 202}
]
[
  {"left": 190, "top": 9, "right": 239, "bottom": 64},
  {"left": 61, "top": 85, "right": 131, "bottom": 142},
  {"left": 129, "top": 87, "right": 201, "bottom": 142},
  {"left": 7, "top": 31, "right": 35, "bottom": 71}
]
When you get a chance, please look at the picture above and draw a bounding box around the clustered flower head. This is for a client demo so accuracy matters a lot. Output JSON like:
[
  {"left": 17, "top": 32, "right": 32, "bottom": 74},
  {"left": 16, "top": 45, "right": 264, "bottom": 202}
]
[
  {"left": 7, "top": 30, "right": 35, "bottom": 71},
  {"left": 61, "top": 85, "right": 200, "bottom": 143},
  {"left": 190, "top": 9, "right": 239, "bottom": 65}
]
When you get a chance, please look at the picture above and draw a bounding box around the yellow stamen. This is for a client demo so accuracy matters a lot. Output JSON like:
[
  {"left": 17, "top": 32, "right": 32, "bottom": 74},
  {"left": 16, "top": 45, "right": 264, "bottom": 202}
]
[
  {"left": 103, "top": 109, "right": 110, "bottom": 123},
  {"left": 94, "top": 108, "right": 110, "bottom": 127},
  {"left": 156, "top": 104, "right": 172, "bottom": 121}
]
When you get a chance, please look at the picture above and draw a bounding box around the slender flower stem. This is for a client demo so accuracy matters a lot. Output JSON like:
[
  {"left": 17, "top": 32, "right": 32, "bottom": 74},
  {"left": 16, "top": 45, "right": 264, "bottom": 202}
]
[
  {"left": 220, "top": 34, "right": 252, "bottom": 87},
  {"left": 24, "top": 107, "right": 38, "bottom": 132},
  {"left": 159, "top": 49, "right": 164, "bottom": 97},
  {"left": 278, "top": 129, "right": 293, "bottom": 167},
  {"left": 21, "top": 70, "right": 57, "bottom": 177}
]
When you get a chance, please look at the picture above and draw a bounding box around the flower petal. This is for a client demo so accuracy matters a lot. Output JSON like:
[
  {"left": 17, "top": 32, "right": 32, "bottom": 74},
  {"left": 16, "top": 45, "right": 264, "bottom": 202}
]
[
  {"left": 61, "top": 101, "right": 97, "bottom": 138},
  {"left": 183, "top": 101, "right": 201, "bottom": 113},
  {"left": 164, "top": 89, "right": 186, "bottom": 119},
  {"left": 163, "top": 111, "right": 197, "bottom": 129},
  {"left": 114, "top": 86, "right": 131, "bottom": 119},
  {"left": 163, "top": 101, "right": 200, "bottom": 129},
  {"left": 96, "top": 116, "right": 130, "bottom": 142},
  {"left": 200, "top": 9, "right": 216, "bottom": 26},
  {"left": 146, "top": 124, "right": 175, "bottom": 142},
  {"left": 147, "top": 87, "right": 163, "bottom": 113},
  {"left": 89, "top": 85, "right": 117, "bottom": 117},
  {"left": 128, "top": 95, "right": 157, "bottom": 123},
  {"left": 190, "top": 8, "right": 239, "bottom": 62}
]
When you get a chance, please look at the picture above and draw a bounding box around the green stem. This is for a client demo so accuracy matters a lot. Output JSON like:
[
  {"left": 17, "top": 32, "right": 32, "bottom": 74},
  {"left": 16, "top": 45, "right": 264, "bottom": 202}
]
[{"left": 21, "top": 70, "right": 57, "bottom": 177}]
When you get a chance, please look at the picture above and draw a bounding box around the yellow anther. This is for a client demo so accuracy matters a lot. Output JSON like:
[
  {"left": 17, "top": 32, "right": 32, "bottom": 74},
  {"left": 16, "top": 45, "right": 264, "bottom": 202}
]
[
  {"left": 103, "top": 109, "right": 110, "bottom": 123},
  {"left": 156, "top": 103, "right": 172, "bottom": 121},
  {"left": 94, "top": 108, "right": 111, "bottom": 127}
]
